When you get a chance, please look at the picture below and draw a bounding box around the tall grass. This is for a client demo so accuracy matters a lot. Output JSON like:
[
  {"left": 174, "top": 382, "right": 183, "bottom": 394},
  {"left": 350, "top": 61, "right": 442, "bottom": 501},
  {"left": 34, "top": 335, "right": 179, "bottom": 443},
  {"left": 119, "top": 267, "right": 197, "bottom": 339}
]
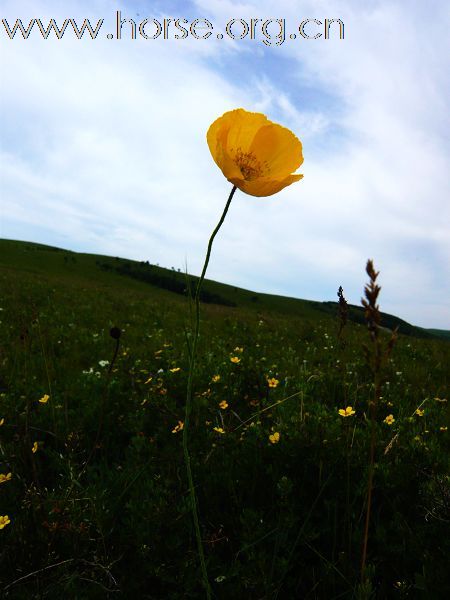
[{"left": 0, "top": 240, "right": 449, "bottom": 597}]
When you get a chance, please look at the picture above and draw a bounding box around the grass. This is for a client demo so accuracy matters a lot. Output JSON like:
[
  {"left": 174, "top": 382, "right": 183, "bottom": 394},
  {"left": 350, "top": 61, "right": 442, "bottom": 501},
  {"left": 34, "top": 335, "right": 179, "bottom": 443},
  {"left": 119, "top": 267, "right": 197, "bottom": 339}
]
[{"left": 0, "top": 238, "right": 449, "bottom": 598}]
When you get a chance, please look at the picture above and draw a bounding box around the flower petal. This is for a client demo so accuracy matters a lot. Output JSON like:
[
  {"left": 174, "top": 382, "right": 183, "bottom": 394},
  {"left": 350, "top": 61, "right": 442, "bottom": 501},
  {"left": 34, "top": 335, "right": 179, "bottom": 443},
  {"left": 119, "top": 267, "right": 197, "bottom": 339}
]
[
  {"left": 231, "top": 173, "right": 304, "bottom": 197},
  {"left": 250, "top": 124, "right": 303, "bottom": 178}
]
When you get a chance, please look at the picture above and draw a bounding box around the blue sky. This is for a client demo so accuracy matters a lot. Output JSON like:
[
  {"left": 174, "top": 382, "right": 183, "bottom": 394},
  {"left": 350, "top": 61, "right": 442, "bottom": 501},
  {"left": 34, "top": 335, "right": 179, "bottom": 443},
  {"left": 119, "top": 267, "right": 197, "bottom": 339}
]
[{"left": 1, "top": 0, "right": 449, "bottom": 328}]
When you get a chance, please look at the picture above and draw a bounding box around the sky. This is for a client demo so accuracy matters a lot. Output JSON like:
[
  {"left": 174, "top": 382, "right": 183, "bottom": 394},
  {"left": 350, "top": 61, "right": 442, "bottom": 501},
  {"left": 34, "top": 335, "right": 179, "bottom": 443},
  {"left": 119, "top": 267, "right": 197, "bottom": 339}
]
[{"left": 1, "top": 0, "right": 449, "bottom": 329}]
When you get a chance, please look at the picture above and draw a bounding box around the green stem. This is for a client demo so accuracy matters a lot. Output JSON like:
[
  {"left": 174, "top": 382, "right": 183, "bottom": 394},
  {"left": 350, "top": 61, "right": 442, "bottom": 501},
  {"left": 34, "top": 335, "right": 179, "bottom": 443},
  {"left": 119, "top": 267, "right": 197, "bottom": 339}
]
[{"left": 183, "top": 184, "right": 237, "bottom": 598}]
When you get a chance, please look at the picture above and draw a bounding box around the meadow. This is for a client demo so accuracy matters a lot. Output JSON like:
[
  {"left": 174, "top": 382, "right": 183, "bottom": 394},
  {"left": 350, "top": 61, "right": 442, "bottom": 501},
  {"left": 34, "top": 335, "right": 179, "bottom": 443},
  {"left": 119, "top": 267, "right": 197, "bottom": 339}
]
[{"left": 0, "top": 238, "right": 449, "bottom": 598}]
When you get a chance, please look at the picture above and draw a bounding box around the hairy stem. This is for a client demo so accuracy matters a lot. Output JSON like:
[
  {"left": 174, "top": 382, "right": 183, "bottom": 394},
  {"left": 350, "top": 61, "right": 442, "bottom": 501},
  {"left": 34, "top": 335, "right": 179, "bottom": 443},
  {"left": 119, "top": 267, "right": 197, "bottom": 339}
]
[{"left": 183, "top": 185, "right": 237, "bottom": 598}]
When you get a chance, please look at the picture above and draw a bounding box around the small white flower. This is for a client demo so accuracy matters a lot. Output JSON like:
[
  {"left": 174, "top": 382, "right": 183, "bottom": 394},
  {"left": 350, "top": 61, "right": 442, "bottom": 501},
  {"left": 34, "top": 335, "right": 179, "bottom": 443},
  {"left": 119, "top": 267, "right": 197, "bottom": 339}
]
[{"left": 99, "top": 360, "right": 110, "bottom": 368}]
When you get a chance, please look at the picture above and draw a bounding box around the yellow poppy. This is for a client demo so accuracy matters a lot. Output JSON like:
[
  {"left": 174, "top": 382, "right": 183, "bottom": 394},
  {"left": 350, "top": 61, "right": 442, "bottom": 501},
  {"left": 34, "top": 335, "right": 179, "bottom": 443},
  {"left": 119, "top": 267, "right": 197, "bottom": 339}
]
[{"left": 207, "top": 108, "right": 303, "bottom": 197}]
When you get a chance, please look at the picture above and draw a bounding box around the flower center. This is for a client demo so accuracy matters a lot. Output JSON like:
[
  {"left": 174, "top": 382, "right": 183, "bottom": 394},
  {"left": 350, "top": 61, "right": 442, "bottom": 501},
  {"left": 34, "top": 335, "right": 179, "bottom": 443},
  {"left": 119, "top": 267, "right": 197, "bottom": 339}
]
[{"left": 232, "top": 147, "right": 266, "bottom": 181}]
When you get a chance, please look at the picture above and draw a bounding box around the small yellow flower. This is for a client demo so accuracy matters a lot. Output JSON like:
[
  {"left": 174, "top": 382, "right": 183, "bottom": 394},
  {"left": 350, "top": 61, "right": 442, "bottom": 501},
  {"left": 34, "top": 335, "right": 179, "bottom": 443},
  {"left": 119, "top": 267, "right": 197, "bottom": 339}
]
[
  {"left": 32, "top": 441, "right": 38, "bottom": 453},
  {"left": 338, "top": 406, "right": 355, "bottom": 417},
  {"left": 267, "top": 377, "right": 279, "bottom": 388},
  {"left": 211, "top": 375, "right": 221, "bottom": 383},
  {"left": 219, "top": 401, "right": 228, "bottom": 410},
  {"left": 0, "top": 515, "right": 11, "bottom": 529},
  {"left": 269, "top": 432, "right": 280, "bottom": 444},
  {"left": 0, "top": 473, "right": 12, "bottom": 484},
  {"left": 230, "top": 356, "right": 241, "bottom": 364},
  {"left": 169, "top": 367, "right": 181, "bottom": 373},
  {"left": 415, "top": 409, "right": 424, "bottom": 417},
  {"left": 38, "top": 394, "right": 50, "bottom": 404},
  {"left": 171, "top": 420, "right": 184, "bottom": 433},
  {"left": 439, "top": 426, "right": 448, "bottom": 432},
  {"left": 234, "top": 347, "right": 244, "bottom": 353},
  {"left": 213, "top": 427, "right": 225, "bottom": 434},
  {"left": 207, "top": 108, "right": 303, "bottom": 197},
  {"left": 384, "top": 414, "right": 395, "bottom": 425}
]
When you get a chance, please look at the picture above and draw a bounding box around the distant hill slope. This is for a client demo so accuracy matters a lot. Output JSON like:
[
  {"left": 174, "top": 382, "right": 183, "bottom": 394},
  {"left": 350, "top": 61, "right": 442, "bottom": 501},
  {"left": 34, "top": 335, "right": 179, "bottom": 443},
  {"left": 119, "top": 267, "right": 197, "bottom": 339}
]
[{"left": 0, "top": 238, "right": 447, "bottom": 340}]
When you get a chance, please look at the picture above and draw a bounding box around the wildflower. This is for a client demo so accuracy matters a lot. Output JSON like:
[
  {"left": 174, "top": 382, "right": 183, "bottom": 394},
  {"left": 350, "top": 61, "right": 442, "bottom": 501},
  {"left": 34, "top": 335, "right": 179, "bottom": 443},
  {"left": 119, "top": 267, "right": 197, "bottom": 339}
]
[
  {"left": 219, "top": 400, "right": 228, "bottom": 410},
  {"left": 211, "top": 374, "right": 221, "bottom": 383},
  {"left": 207, "top": 108, "right": 303, "bottom": 197},
  {"left": 0, "top": 515, "right": 10, "bottom": 530},
  {"left": 98, "top": 360, "right": 109, "bottom": 368},
  {"left": 230, "top": 356, "right": 240, "bottom": 364},
  {"left": 440, "top": 426, "right": 448, "bottom": 432},
  {"left": 169, "top": 367, "right": 181, "bottom": 373},
  {"left": 338, "top": 406, "right": 356, "bottom": 417},
  {"left": 171, "top": 420, "right": 184, "bottom": 433},
  {"left": 213, "top": 427, "right": 225, "bottom": 434},
  {"left": 234, "top": 347, "right": 244, "bottom": 353},
  {"left": 267, "top": 377, "right": 279, "bottom": 388},
  {"left": 32, "top": 441, "right": 38, "bottom": 453},
  {"left": 0, "top": 473, "right": 12, "bottom": 484},
  {"left": 38, "top": 394, "right": 50, "bottom": 404},
  {"left": 384, "top": 414, "right": 395, "bottom": 425},
  {"left": 415, "top": 408, "right": 425, "bottom": 417},
  {"left": 269, "top": 432, "right": 280, "bottom": 444}
]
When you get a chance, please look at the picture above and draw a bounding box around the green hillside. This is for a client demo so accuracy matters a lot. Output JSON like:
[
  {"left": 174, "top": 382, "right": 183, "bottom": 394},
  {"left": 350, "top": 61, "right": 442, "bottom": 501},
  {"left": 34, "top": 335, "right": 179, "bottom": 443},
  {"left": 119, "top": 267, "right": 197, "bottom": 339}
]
[
  {"left": 0, "top": 237, "right": 449, "bottom": 598},
  {"left": 0, "top": 238, "right": 445, "bottom": 339}
]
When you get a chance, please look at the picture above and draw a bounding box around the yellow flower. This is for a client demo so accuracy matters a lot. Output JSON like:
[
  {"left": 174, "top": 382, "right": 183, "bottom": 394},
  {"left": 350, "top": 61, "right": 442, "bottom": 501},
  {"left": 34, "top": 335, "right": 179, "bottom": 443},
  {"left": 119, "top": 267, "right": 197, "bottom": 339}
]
[
  {"left": 169, "top": 367, "right": 181, "bottom": 373},
  {"left": 230, "top": 356, "right": 240, "bottom": 364},
  {"left": 269, "top": 432, "right": 280, "bottom": 444},
  {"left": 213, "top": 427, "right": 225, "bottom": 434},
  {"left": 0, "top": 473, "right": 12, "bottom": 484},
  {"left": 338, "top": 406, "right": 355, "bottom": 417},
  {"left": 439, "top": 426, "right": 447, "bottom": 432},
  {"left": 32, "top": 441, "right": 38, "bottom": 453},
  {"left": 234, "top": 347, "right": 244, "bottom": 353},
  {"left": 267, "top": 377, "right": 279, "bottom": 388},
  {"left": 384, "top": 414, "right": 395, "bottom": 425},
  {"left": 0, "top": 515, "right": 10, "bottom": 530},
  {"left": 415, "top": 408, "right": 424, "bottom": 417},
  {"left": 207, "top": 108, "right": 303, "bottom": 197},
  {"left": 211, "top": 374, "right": 221, "bottom": 383},
  {"left": 171, "top": 420, "right": 184, "bottom": 433},
  {"left": 219, "top": 401, "right": 228, "bottom": 410},
  {"left": 39, "top": 394, "right": 50, "bottom": 404}
]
